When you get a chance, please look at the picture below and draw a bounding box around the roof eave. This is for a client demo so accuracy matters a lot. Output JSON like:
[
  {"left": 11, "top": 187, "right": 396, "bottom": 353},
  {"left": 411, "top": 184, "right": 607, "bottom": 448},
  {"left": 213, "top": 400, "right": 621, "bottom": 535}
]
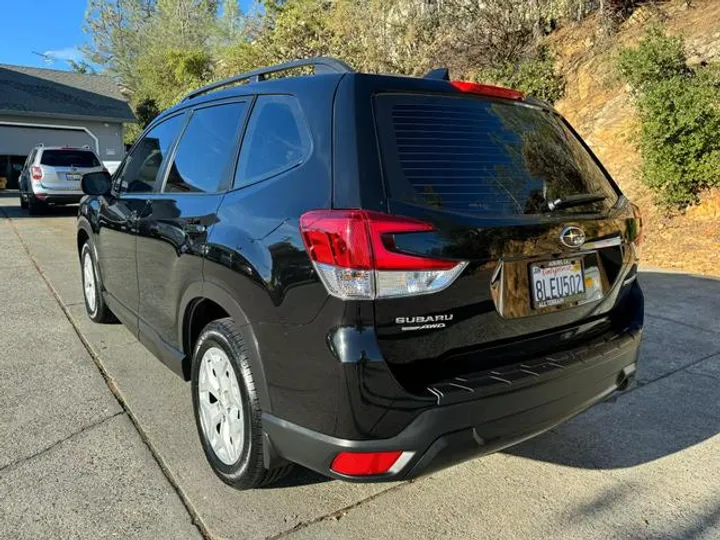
[{"left": 0, "top": 109, "right": 137, "bottom": 124}]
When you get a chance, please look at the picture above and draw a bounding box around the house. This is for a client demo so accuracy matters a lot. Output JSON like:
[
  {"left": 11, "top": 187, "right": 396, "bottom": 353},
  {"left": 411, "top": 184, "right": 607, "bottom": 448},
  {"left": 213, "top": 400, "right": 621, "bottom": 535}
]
[{"left": 0, "top": 64, "right": 136, "bottom": 189}]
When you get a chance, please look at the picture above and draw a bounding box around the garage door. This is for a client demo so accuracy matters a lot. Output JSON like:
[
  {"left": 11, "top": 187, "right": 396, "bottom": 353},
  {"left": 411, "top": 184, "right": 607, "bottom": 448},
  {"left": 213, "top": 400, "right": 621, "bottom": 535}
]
[{"left": 0, "top": 125, "right": 96, "bottom": 156}]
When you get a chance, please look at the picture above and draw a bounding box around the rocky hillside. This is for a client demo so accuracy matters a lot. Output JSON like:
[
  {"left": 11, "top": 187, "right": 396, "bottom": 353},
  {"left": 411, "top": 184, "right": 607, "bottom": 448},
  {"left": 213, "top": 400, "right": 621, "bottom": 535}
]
[{"left": 548, "top": 0, "right": 720, "bottom": 276}]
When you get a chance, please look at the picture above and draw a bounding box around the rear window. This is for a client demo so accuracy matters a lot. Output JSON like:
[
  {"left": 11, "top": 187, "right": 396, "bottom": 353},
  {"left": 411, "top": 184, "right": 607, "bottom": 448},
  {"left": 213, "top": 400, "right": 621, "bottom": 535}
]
[
  {"left": 40, "top": 150, "right": 100, "bottom": 168},
  {"left": 374, "top": 94, "right": 618, "bottom": 215}
]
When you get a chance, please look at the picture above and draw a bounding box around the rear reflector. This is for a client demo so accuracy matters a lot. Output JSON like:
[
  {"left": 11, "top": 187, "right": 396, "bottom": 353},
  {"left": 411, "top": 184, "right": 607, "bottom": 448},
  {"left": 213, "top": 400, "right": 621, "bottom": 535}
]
[
  {"left": 30, "top": 166, "right": 43, "bottom": 181},
  {"left": 300, "top": 210, "right": 467, "bottom": 300},
  {"left": 331, "top": 451, "right": 403, "bottom": 476},
  {"left": 451, "top": 81, "right": 524, "bottom": 101}
]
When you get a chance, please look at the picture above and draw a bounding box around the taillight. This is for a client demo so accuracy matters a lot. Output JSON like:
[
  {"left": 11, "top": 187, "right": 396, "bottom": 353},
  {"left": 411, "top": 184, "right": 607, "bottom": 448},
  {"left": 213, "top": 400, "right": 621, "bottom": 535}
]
[
  {"left": 30, "top": 166, "right": 43, "bottom": 181},
  {"left": 451, "top": 81, "right": 524, "bottom": 101},
  {"left": 331, "top": 451, "right": 404, "bottom": 476},
  {"left": 300, "top": 210, "right": 467, "bottom": 300}
]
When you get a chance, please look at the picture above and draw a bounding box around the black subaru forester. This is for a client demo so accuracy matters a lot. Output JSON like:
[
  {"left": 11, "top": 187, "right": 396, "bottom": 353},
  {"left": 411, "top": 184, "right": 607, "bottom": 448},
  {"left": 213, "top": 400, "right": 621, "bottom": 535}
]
[{"left": 77, "top": 57, "right": 644, "bottom": 489}]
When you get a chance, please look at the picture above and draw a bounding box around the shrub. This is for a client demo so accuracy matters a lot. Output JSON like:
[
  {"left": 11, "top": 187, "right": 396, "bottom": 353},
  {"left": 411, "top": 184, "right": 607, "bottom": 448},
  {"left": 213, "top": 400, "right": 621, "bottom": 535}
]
[
  {"left": 617, "top": 27, "right": 687, "bottom": 90},
  {"left": 475, "top": 48, "right": 565, "bottom": 103},
  {"left": 618, "top": 28, "right": 720, "bottom": 208}
]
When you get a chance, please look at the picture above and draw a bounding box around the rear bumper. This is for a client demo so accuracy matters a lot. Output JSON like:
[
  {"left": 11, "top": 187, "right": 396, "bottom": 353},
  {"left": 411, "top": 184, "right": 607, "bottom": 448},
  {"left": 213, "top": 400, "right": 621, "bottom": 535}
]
[
  {"left": 263, "top": 328, "right": 641, "bottom": 482},
  {"left": 32, "top": 192, "right": 83, "bottom": 204}
]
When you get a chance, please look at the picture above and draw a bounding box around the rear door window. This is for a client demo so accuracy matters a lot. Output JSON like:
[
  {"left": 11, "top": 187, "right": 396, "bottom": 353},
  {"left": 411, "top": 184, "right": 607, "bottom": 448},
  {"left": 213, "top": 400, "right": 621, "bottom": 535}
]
[
  {"left": 40, "top": 150, "right": 100, "bottom": 168},
  {"left": 164, "top": 101, "right": 248, "bottom": 194},
  {"left": 234, "top": 95, "right": 312, "bottom": 188},
  {"left": 374, "top": 94, "right": 618, "bottom": 215}
]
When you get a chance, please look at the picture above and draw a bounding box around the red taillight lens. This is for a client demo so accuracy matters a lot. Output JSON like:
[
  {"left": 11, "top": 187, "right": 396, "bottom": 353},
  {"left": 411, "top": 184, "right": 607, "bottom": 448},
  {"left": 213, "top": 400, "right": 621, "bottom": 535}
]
[
  {"left": 30, "top": 166, "right": 43, "bottom": 181},
  {"left": 299, "top": 210, "right": 467, "bottom": 299},
  {"left": 300, "top": 210, "right": 455, "bottom": 271},
  {"left": 300, "top": 210, "right": 373, "bottom": 269},
  {"left": 451, "top": 81, "right": 524, "bottom": 101},
  {"left": 331, "top": 451, "right": 403, "bottom": 476}
]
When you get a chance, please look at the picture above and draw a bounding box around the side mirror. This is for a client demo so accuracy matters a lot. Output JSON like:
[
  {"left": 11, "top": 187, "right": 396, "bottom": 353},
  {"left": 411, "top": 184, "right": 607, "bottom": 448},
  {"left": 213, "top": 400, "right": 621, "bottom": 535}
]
[{"left": 81, "top": 171, "right": 112, "bottom": 196}]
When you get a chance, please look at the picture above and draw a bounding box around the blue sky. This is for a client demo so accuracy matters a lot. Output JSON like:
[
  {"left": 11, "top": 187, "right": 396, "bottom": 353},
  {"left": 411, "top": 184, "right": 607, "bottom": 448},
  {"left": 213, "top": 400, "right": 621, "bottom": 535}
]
[{"left": 0, "top": 0, "right": 254, "bottom": 70}]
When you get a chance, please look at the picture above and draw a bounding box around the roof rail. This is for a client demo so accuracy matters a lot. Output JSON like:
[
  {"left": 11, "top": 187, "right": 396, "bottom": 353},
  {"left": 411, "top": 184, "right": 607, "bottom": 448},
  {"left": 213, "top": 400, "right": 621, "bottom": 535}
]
[{"left": 182, "top": 57, "right": 355, "bottom": 102}]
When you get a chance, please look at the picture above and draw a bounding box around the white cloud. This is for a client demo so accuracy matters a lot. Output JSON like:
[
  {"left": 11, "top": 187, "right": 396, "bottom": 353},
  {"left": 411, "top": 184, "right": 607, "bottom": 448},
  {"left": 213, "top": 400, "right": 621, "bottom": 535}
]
[{"left": 42, "top": 46, "right": 82, "bottom": 63}]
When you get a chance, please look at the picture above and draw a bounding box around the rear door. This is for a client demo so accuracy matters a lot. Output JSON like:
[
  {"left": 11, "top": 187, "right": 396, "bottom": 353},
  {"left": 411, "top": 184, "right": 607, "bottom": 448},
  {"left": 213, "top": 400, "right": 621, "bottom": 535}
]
[
  {"left": 136, "top": 99, "right": 250, "bottom": 351},
  {"left": 370, "top": 90, "right": 640, "bottom": 383},
  {"left": 96, "top": 114, "right": 186, "bottom": 326},
  {"left": 39, "top": 149, "right": 102, "bottom": 192}
]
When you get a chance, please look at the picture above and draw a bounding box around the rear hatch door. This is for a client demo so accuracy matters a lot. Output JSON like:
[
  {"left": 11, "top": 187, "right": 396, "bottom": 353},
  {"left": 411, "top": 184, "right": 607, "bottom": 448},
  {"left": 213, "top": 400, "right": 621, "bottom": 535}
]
[
  {"left": 39, "top": 149, "right": 102, "bottom": 190},
  {"left": 371, "top": 90, "right": 640, "bottom": 387}
]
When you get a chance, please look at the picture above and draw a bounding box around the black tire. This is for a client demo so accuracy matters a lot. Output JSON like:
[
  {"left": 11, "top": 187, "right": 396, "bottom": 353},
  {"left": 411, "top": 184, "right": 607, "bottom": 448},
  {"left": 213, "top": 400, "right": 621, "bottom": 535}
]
[
  {"left": 80, "top": 242, "right": 116, "bottom": 323},
  {"left": 27, "top": 196, "right": 45, "bottom": 216},
  {"left": 19, "top": 193, "right": 28, "bottom": 209},
  {"left": 191, "top": 318, "right": 292, "bottom": 489}
]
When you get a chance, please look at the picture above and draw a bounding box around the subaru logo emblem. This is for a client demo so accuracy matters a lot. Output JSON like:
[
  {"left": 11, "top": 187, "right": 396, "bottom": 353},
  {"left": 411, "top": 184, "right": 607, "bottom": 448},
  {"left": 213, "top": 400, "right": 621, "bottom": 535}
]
[{"left": 560, "top": 226, "right": 585, "bottom": 248}]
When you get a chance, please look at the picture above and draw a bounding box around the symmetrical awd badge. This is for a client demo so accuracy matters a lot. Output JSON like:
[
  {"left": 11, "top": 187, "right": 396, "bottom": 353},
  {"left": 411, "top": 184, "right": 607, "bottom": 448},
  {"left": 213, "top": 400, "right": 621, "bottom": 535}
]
[{"left": 560, "top": 226, "right": 586, "bottom": 249}]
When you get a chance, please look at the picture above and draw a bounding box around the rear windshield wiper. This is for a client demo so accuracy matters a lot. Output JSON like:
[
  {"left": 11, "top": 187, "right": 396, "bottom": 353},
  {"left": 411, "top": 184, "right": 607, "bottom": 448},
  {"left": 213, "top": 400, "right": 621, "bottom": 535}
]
[{"left": 545, "top": 193, "right": 607, "bottom": 212}]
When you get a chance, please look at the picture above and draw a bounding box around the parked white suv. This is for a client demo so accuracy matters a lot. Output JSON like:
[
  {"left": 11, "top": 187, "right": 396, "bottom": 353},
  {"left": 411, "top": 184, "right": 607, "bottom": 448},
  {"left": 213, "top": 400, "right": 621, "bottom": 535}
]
[{"left": 19, "top": 145, "right": 105, "bottom": 215}]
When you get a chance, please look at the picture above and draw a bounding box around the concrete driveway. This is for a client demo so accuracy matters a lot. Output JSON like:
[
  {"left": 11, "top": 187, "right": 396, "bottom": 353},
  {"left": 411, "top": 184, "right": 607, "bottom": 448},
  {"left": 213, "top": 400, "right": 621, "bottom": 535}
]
[{"left": 1, "top": 192, "right": 718, "bottom": 540}]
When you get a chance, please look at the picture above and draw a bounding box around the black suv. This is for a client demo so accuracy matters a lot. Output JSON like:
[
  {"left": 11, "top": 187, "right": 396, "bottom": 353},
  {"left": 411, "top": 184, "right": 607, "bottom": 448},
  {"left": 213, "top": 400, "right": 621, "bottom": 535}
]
[{"left": 77, "top": 57, "right": 644, "bottom": 489}]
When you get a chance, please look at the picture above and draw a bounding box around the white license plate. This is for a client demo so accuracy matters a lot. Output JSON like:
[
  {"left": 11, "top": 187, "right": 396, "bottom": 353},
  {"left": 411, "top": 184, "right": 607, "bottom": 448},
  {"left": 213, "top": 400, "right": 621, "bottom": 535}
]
[
  {"left": 531, "top": 259, "right": 586, "bottom": 308},
  {"left": 66, "top": 174, "right": 81, "bottom": 181}
]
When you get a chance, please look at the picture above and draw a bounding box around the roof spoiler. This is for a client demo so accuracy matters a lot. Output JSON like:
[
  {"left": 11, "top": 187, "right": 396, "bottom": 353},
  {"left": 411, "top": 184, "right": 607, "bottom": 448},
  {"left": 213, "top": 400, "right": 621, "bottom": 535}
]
[{"left": 424, "top": 68, "right": 450, "bottom": 80}]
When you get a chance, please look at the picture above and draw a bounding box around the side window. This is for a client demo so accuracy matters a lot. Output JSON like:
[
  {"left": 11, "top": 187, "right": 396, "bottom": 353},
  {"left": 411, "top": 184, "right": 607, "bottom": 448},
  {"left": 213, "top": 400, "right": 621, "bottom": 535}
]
[
  {"left": 234, "top": 95, "right": 311, "bottom": 188},
  {"left": 164, "top": 102, "right": 248, "bottom": 194},
  {"left": 116, "top": 114, "right": 184, "bottom": 194}
]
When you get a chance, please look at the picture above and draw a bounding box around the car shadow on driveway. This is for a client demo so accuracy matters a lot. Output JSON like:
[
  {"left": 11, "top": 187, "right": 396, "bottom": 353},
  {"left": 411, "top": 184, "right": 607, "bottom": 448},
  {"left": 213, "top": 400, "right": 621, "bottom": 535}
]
[
  {"left": 0, "top": 190, "right": 79, "bottom": 219},
  {"left": 506, "top": 271, "right": 720, "bottom": 470},
  {"left": 3, "top": 204, "right": 79, "bottom": 219}
]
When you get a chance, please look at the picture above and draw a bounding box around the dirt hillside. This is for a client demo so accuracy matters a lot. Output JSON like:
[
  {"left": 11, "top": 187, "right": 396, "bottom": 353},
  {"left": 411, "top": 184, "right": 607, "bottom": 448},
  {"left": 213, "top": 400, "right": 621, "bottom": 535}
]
[{"left": 547, "top": 0, "right": 720, "bottom": 276}]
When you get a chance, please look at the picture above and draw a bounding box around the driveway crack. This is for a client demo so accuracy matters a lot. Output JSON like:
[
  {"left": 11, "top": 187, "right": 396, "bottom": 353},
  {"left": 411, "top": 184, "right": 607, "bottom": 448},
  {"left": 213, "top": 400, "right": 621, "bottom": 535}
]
[
  {"left": 266, "top": 481, "right": 413, "bottom": 539},
  {"left": 3, "top": 208, "right": 212, "bottom": 540},
  {"left": 0, "top": 411, "right": 124, "bottom": 475}
]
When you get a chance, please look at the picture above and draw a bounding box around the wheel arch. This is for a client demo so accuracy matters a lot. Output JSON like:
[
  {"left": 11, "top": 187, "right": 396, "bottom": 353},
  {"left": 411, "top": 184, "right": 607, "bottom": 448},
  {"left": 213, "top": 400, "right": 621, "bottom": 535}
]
[
  {"left": 179, "top": 282, "right": 272, "bottom": 412},
  {"left": 76, "top": 217, "right": 93, "bottom": 257}
]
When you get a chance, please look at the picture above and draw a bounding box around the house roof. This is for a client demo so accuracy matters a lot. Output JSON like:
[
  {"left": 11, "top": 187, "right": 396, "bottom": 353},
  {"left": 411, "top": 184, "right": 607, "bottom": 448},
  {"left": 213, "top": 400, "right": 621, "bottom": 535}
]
[{"left": 0, "top": 64, "right": 136, "bottom": 123}]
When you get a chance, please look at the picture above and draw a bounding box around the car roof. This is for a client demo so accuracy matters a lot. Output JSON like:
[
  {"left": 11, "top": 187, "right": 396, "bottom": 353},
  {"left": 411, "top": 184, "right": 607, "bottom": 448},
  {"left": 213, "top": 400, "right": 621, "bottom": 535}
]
[
  {"left": 36, "top": 145, "right": 96, "bottom": 152},
  {"left": 154, "top": 72, "right": 347, "bottom": 123},
  {"left": 148, "top": 59, "right": 552, "bottom": 132}
]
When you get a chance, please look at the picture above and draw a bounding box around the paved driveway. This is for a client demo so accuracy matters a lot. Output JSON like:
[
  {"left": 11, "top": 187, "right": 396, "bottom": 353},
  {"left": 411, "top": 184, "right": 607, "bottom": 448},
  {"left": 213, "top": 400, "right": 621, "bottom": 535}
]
[{"left": 1, "top": 192, "right": 719, "bottom": 540}]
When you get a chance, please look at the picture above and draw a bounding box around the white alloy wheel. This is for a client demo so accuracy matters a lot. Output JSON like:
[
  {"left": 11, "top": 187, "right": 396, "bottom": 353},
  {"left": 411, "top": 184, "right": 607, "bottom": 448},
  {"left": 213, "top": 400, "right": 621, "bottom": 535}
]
[
  {"left": 198, "top": 346, "right": 245, "bottom": 465},
  {"left": 83, "top": 249, "right": 97, "bottom": 315}
]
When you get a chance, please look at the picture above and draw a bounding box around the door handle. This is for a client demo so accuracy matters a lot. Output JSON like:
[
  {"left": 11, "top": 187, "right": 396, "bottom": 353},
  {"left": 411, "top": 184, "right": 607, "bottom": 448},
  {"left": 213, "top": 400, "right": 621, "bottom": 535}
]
[{"left": 183, "top": 222, "right": 206, "bottom": 234}]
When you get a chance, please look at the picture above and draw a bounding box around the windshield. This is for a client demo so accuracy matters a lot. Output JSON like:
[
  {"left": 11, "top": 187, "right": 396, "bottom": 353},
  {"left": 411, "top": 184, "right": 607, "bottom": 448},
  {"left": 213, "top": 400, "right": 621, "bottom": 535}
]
[
  {"left": 374, "top": 94, "right": 619, "bottom": 216},
  {"left": 40, "top": 150, "right": 100, "bottom": 168}
]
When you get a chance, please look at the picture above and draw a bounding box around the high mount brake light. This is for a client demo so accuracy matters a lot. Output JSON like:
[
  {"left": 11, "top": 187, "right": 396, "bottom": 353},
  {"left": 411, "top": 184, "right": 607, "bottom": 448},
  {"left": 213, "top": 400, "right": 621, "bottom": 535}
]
[
  {"left": 30, "top": 166, "right": 43, "bottom": 181},
  {"left": 300, "top": 210, "right": 467, "bottom": 300},
  {"left": 451, "top": 81, "right": 524, "bottom": 101}
]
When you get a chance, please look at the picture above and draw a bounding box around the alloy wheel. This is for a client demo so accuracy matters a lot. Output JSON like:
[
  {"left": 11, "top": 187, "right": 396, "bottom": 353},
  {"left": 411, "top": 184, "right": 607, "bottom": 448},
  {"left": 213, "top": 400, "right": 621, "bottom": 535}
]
[
  {"left": 83, "top": 250, "right": 97, "bottom": 314},
  {"left": 198, "top": 346, "right": 245, "bottom": 465}
]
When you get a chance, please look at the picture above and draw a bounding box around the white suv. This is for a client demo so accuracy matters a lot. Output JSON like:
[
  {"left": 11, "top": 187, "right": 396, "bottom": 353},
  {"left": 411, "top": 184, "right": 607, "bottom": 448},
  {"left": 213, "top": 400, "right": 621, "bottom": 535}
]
[{"left": 19, "top": 145, "right": 105, "bottom": 215}]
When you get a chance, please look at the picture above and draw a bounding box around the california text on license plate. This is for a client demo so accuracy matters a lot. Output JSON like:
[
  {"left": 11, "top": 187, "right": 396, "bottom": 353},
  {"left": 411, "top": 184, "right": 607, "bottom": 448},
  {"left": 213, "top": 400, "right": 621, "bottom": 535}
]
[{"left": 531, "top": 258, "right": 586, "bottom": 309}]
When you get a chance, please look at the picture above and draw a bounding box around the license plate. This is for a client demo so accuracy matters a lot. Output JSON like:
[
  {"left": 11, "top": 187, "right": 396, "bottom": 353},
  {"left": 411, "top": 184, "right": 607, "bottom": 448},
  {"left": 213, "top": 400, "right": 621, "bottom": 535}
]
[
  {"left": 530, "top": 259, "right": 586, "bottom": 309},
  {"left": 66, "top": 173, "right": 81, "bottom": 181}
]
